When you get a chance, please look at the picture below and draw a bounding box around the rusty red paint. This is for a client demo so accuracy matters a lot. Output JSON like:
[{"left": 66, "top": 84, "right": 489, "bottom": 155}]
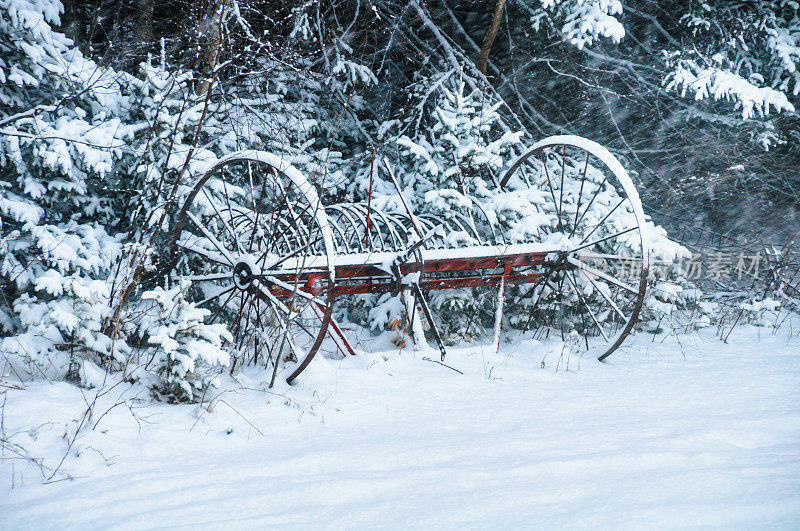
[{"left": 265, "top": 250, "right": 549, "bottom": 300}]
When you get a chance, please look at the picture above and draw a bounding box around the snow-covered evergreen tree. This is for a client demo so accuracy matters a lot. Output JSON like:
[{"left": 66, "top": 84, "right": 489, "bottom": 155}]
[
  {"left": 369, "top": 81, "right": 524, "bottom": 340},
  {"left": 395, "top": 81, "right": 522, "bottom": 227},
  {"left": 0, "top": 0, "right": 135, "bottom": 378},
  {"left": 141, "top": 280, "right": 232, "bottom": 402}
]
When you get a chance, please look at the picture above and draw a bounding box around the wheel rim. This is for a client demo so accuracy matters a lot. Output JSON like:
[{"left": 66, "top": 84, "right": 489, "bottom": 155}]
[
  {"left": 501, "top": 136, "right": 650, "bottom": 360},
  {"left": 170, "top": 152, "right": 336, "bottom": 383}
]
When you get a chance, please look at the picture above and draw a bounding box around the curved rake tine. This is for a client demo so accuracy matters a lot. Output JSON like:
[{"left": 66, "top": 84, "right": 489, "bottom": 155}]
[
  {"left": 263, "top": 234, "right": 324, "bottom": 270},
  {"left": 195, "top": 284, "right": 235, "bottom": 307}
]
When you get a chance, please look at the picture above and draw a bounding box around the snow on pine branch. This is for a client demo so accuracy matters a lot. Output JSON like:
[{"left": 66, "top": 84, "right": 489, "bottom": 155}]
[
  {"left": 561, "top": 0, "right": 625, "bottom": 49},
  {"left": 767, "top": 26, "right": 800, "bottom": 95},
  {"left": 534, "top": 0, "right": 625, "bottom": 50},
  {"left": 666, "top": 60, "right": 795, "bottom": 120}
]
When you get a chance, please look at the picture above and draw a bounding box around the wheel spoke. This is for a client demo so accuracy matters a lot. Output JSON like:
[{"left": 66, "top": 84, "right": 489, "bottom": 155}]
[
  {"left": 571, "top": 175, "right": 610, "bottom": 237},
  {"left": 185, "top": 211, "right": 236, "bottom": 264},
  {"left": 573, "top": 151, "right": 590, "bottom": 231},
  {"left": 566, "top": 272, "right": 609, "bottom": 341},
  {"left": 247, "top": 162, "right": 271, "bottom": 254},
  {"left": 541, "top": 153, "right": 562, "bottom": 231},
  {"left": 567, "top": 256, "right": 639, "bottom": 294},
  {"left": 195, "top": 284, "right": 235, "bottom": 307},
  {"left": 558, "top": 145, "right": 566, "bottom": 230},
  {"left": 230, "top": 290, "right": 252, "bottom": 344},
  {"left": 555, "top": 273, "right": 568, "bottom": 341},
  {"left": 218, "top": 180, "right": 246, "bottom": 254},
  {"left": 523, "top": 274, "right": 559, "bottom": 332},
  {"left": 263, "top": 275, "right": 326, "bottom": 306},
  {"left": 184, "top": 272, "right": 231, "bottom": 282},
  {"left": 585, "top": 275, "right": 629, "bottom": 322},
  {"left": 264, "top": 296, "right": 305, "bottom": 359},
  {"left": 570, "top": 226, "right": 638, "bottom": 254},
  {"left": 575, "top": 251, "right": 638, "bottom": 261},
  {"left": 294, "top": 319, "right": 319, "bottom": 339},
  {"left": 201, "top": 187, "right": 244, "bottom": 254},
  {"left": 577, "top": 197, "right": 626, "bottom": 246},
  {"left": 254, "top": 279, "right": 294, "bottom": 317},
  {"left": 237, "top": 293, "right": 258, "bottom": 350},
  {"left": 177, "top": 237, "right": 231, "bottom": 266},
  {"left": 276, "top": 179, "right": 308, "bottom": 243},
  {"left": 207, "top": 288, "right": 238, "bottom": 324}
]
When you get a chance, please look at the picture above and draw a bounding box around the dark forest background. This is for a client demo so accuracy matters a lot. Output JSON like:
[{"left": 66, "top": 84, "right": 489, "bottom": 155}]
[{"left": 57, "top": 0, "right": 800, "bottom": 245}]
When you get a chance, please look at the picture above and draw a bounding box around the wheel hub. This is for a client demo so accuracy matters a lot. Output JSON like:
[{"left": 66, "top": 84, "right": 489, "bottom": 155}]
[{"left": 233, "top": 261, "right": 255, "bottom": 290}]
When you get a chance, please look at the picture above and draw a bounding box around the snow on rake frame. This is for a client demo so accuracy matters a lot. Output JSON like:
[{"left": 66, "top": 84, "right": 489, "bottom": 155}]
[{"left": 167, "top": 136, "right": 650, "bottom": 384}]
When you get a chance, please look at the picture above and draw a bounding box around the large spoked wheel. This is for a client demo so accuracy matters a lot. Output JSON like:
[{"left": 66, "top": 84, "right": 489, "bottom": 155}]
[
  {"left": 501, "top": 136, "right": 650, "bottom": 360},
  {"left": 169, "top": 151, "right": 337, "bottom": 384}
]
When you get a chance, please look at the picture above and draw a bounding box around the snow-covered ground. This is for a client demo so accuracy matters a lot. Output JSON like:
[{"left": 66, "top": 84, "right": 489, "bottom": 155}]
[{"left": 2, "top": 324, "right": 799, "bottom": 529}]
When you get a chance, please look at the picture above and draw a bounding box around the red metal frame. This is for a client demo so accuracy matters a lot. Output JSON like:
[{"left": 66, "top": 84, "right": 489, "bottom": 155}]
[
  {"left": 268, "top": 250, "right": 550, "bottom": 297},
  {"left": 265, "top": 249, "right": 553, "bottom": 357}
]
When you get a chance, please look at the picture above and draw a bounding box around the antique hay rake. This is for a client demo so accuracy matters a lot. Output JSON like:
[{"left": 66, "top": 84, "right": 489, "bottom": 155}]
[{"left": 168, "top": 136, "right": 650, "bottom": 384}]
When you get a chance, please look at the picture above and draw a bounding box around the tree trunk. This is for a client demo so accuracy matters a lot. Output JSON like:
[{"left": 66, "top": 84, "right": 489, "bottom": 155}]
[
  {"left": 477, "top": 0, "right": 507, "bottom": 75},
  {"left": 60, "top": 0, "right": 84, "bottom": 48},
  {"left": 134, "top": 0, "right": 154, "bottom": 48},
  {"left": 197, "top": 0, "right": 229, "bottom": 96}
]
